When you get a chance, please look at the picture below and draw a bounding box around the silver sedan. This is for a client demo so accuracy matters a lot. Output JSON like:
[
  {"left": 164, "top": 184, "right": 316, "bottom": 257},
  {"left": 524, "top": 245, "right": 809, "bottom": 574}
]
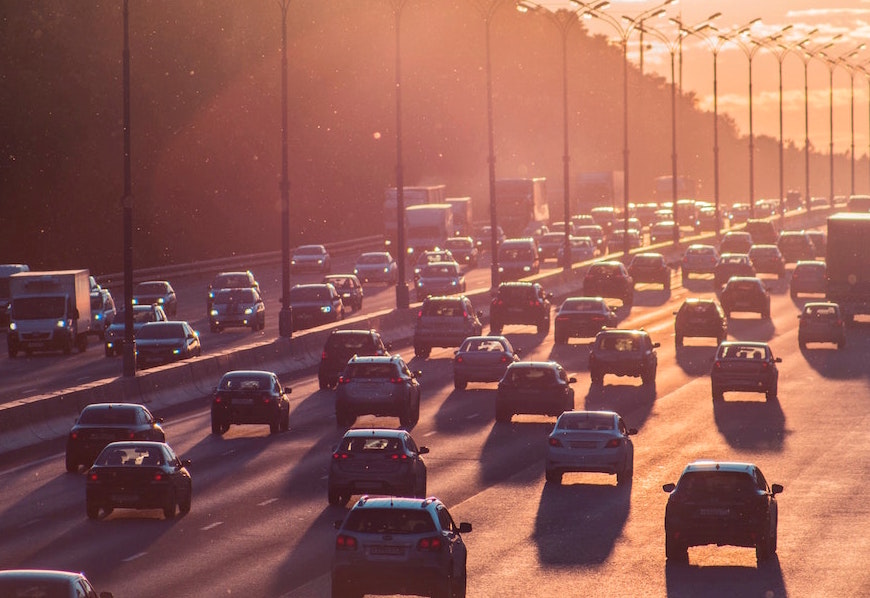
[
  {"left": 452, "top": 335, "right": 519, "bottom": 390},
  {"left": 545, "top": 410, "right": 636, "bottom": 486}
]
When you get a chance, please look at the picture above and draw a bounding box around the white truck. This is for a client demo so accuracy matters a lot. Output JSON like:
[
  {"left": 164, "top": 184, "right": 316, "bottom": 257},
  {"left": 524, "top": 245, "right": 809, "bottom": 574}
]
[
  {"left": 405, "top": 204, "right": 455, "bottom": 257},
  {"left": 7, "top": 269, "right": 92, "bottom": 357},
  {"left": 383, "top": 185, "right": 447, "bottom": 250},
  {"left": 446, "top": 196, "right": 473, "bottom": 236}
]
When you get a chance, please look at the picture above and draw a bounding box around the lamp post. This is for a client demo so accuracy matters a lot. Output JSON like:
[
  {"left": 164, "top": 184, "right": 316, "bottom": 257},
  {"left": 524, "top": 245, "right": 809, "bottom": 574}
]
[
  {"left": 388, "top": 0, "right": 410, "bottom": 308},
  {"left": 587, "top": 0, "right": 677, "bottom": 260},
  {"left": 278, "top": 0, "right": 294, "bottom": 337},
  {"left": 471, "top": 0, "right": 511, "bottom": 290},
  {"left": 516, "top": 0, "right": 608, "bottom": 270},
  {"left": 121, "top": 0, "right": 135, "bottom": 376},
  {"left": 796, "top": 36, "right": 840, "bottom": 211}
]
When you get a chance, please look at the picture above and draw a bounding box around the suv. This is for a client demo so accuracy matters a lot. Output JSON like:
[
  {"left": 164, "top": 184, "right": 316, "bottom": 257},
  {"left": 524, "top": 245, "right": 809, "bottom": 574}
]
[
  {"left": 318, "top": 329, "right": 391, "bottom": 390},
  {"left": 673, "top": 298, "right": 727, "bottom": 347},
  {"left": 489, "top": 281, "right": 552, "bottom": 335},
  {"left": 798, "top": 301, "right": 846, "bottom": 349},
  {"left": 210, "top": 370, "right": 291, "bottom": 435},
  {"left": 720, "top": 276, "right": 770, "bottom": 319},
  {"left": 332, "top": 496, "right": 472, "bottom": 598},
  {"left": 207, "top": 270, "right": 260, "bottom": 314},
  {"left": 327, "top": 428, "right": 429, "bottom": 506},
  {"left": 711, "top": 341, "right": 781, "bottom": 401},
  {"left": 335, "top": 355, "right": 422, "bottom": 428},
  {"left": 589, "top": 329, "right": 659, "bottom": 386},
  {"left": 628, "top": 252, "right": 671, "bottom": 290},
  {"left": 663, "top": 460, "right": 783, "bottom": 563},
  {"left": 497, "top": 237, "right": 540, "bottom": 281},
  {"left": 413, "top": 295, "right": 482, "bottom": 358},
  {"left": 680, "top": 244, "right": 719, "bottom": 282},
  {"left": 777, "top": 230, "right": 815, "bottom": 263},
  {"left": 582, "top": 261, "right": 634, "bottom": 307}
]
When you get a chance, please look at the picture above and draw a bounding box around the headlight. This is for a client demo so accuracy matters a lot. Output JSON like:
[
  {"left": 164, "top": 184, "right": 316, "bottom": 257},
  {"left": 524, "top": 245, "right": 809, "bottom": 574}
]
[
  {"left": 210, "top": 309, "right": 219, "bottom": 316},
  {"left": 450, "top": 280, "right": 458, "bottom": 286},
  {"left": 172, "top": 348, "right": 182, "bottom": 355},
  {"left": 95, "top": 313, "right": 102, "bottom": 321},
  {"left": 9, "top": 322, "right": 17, "bottom": 331},
  {"left": 56, "top": 319, "right": 67, "bottom": 328},
  {"left": 321, "top": 306, "right": 333, "bottom": 313},
  {"left": 244, "top": 307, "right": 254, "bottom": 315},
  {"left": 157, "top": 298, "right": 165, "bottom": 304},
  {"left": 131, "top": 298, "right": 139, "bottom": 305},
  {"left": 523, "top": 266, "right": 531, "bottom": 272}
]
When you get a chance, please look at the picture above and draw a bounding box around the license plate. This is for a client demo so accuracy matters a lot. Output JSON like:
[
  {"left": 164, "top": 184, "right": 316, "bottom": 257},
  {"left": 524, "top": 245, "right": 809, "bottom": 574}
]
[
  {"left": 699, "top": 508, "right": 729, "bottom": 516},
  {"left": 232, "top": 398, "right": 254, "bottom": 405},
  {"left": 111, "top": 493, "right": 139, "bottom": 502},
  {"left": 569, "top": 441, "right": 597, "bottom": 449},
  {"left": 370, "top": 545, "right": 404, "bottom": 556}
]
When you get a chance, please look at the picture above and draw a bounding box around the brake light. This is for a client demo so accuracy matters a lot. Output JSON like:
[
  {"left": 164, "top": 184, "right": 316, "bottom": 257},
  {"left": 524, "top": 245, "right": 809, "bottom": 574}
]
[
  {"left": 463, "top": 311, "right": 470, "bottom": 319},
  {"left": 128, "top": 432, "right": 136, "bottom": 439},
  {"left": 604, "top": 438, "right": 621, "bottom": 449},
  {"left": 713, "top": 360, "right": 722, "bottom": 369},
  {"left": 333, "top": 452, "right": 351, "bottom": 460},
  {"left": 390, "top": 377, "right": 404, "bottom": 384},
  {"left": 88, "top": 472, "right": 99, "bottom": 482},
  {"left": 70, "top": 432, "right": 79, "bottom": 440},
  {"left": 417, "top": 310, "right": 423, "bottom": 318},
  {"left": 389, "top": 453, "right": 409, "bottom": 461},
  {"left": 500, "top": 355, "right": 509, "bottom": 363},
  {"left": 321, "top": 351, "right": 328, "bottom": 359},
  {"left": 455, "top": 356, "right": 464, "bottom": 364},
  {"left": 338, "top": 376, "right": 350, "bottom": 385},
  {"left": 548, "top": 437, "right": 563, "bottom": 448},
  {"left": 336, "top": 534, "right": 358, "bottom": 551},
  {"left": 417, "top": 536, "right": 443, "bottom": 551},
  {"left": 153, "top": 472, "right": 164, "bottom": 481},
  {"left": 761, "top": 362, "right": 769, "bottom": 370},
  {"left": 262, "top": 396, "right": 272, "bottom": 404}
]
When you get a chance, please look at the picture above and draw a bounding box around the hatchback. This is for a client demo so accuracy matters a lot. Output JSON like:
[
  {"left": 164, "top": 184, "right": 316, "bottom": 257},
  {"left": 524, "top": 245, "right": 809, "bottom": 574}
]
[
  {"left": 319, "top": 329, "right": 391, "bottom": 390},
  {"left": 453, "top": 335, "right": 520, "bottom": 389},
  {"left": 777, "top": 230, "right": 815, "bottom": 262},
  {"left": 489, "top": 281, "right": 552, "bottom": 335},
  {"left": 495, "top": 361, "right": 576, "bottom": 422},
  {"left": 713, "top": 253, "right": 756, "bottom": 288},
  {"left": 291, "top": 244, "right": 331, "bottom": 273},
  {"left": 710, "top": 341, "right": 780, "bottom": 401},
  {"left": 413, "top": 295, "right": 482, "bottom": 358},
  {"left": 211, "top": 370, "right": 291, "bottom": 434},
  {"left": 497, "top": 238, "right": 540, "bottom": 281},
  {"left": 790, "top": 260, "right": 826, "bottom": 298},
  {"left": 288, "top": 283, "right": 344, "bottom": 329},
  {"left": 545, "top": 410, "right": 637, "bottom": 486},
  {"left": 718, "top": 231, "right": 753, "bottom": 255},
  {"left": 207, "top": 270, "right": 260, "bottom": 313},
  {"left": 444, "top": 236, "right": 479, "bottom": 268},
  {"left": 680, "top": 244, "right": 719, "bottom": 281},
  {"left": 554, "top": 296, "right": 618, "bottom": 343},
  {"left": 748, "top": 244, "right": 786, "bottom": 279},
  {"left": 208, "top": 287, "right": 265, "bottom": 332},
  {"left": 335, "top": 355, "right": 422, "bottom": 428},
  {"left": 353, "top": 252, "right": 398, "bottom": 285},
  {"left": 673, "top": 298, "right": 727, "bottom": 347},
  {"left": 798, "top": 301, "right": 845, "bottom": 349},
  {"left": 132, "top": 280, "right": 177, "bottom": 317},
  {"left": 323, "top": 274, "right": 364, "bottom": 312}
]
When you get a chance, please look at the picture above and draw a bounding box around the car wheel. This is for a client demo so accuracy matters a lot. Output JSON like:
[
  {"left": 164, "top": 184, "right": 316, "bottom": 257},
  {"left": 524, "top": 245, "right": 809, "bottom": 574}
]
[
  {"left": 330, "top": 578, "right": 363, "bottom": 598},
  {"left": 617, "top": 456, "right": 633, "bottom": 486},
  {"left": 495, "top": 404, "right": 511, "bottom": 423},
  {"left": 454, "top": 377, "right": 467, "bottom": 390},
  {"left": 712, "top": 386, "right": 724, "bottom": 401},
  {"left": 590, "top": 369, "right": 604, "bottom": 385},
  {"left": 328, "top": 486, "right": 350, "bottom": 507},
  {"left": 280, "top": 408, "right": 290, "bottom": 432},
  {"left": 86, "top": 500, "right": 100, "bottom": 520},
  {"left": 65, "top": 453, "right": 78, "bottom": 474},
  {"left": 453, "top": 563, "right": 468, "bottom": 598},
  {"left": 163, "top": 488, "right": 177, "bottom": 519},
  {"left": 431, "top": 574, "right": 453, "bottom": 598},
  {"left": 762, "top": 309, "right": 771, "bottom": 320},
  {"left": 318, "top": 375, "right": 330, "bottom": 390},
  {"left": 675, "top": 335, "right": 683, "bottom": 348},
  {"left": 104, "top": 345, "right": 112, "bottom": 358},
  {"left": 211, "top": 417, "right": 225, "bottom": 435},
  {"left": 666, "top": 534, "right": 688, "bottom": 562},
  {"left": 537, "top": 318, "right": 550, "bottom": 335},
  {"left": 251, "top": 319, "right": 258, "bottom": 332},
  {"left": 179, "top": 486, "right": 192, "bottom": 514},
  {"left": 641, "top": 368, "right": 655, "bottom": 385},
  {"left": 414, "top": 471, "right": 427, "bottom": 498},
  {"left": 210, "top": 324, "right": 220, "bottom": 334},
  {"left": 270, "top": 417, "right": 281, "bottom": 434},
  {"left": 490, "top": 322, "right": 502, "bottom": 335},
  {"left": 766, "top": 384, "right": 778, "bottom": 401},
  {"left": 756, "top": 529, "right": 773, "bottom": 562},
  {"left": 545, "top": 469, "right": 562, "bottom": 484}
]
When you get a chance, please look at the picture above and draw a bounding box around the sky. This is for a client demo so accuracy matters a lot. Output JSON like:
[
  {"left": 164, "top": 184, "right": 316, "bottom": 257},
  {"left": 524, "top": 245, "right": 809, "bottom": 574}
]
[{"left": 537, "top": 0, "right": 870, "bottom": 156}]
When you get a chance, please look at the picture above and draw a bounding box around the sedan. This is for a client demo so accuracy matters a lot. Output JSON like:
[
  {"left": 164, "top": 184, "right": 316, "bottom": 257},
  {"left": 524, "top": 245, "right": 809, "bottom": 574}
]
[
  {"left": 0, "top": 570, "right": 113, "bottom": 598},
  {"left": 628, "top": 252, "right": 671, "bottom": 290},
  {"left": 415, "top": 261, "right": 466, "bottom": 301},
  {"left": 131, "top": 280, "right": 177, "bottom": 317},
  {"left": 208, "top": 287, "right": 266, "bottom": 332},
  {"left": 211, "top": 370, "right": 291, "bottom": 434},
  {"left": 104, "top": 304, "right": 167, "bottom": 357},
  {"left": 289, "top": 283, "right": 344, "bottom": 329},
  {"left": 291, "top": 244, "right": 331, "bottom": 273},
  {"left": 66, "top": 403, "right": 166, "bottom": 473},
  {"left": 710, "top": 341, "right": 781, "bottom": 401},
  {"left": 495, "top": 361, "right": 576, "bottom": 423},
  {"left": 554, "top": 296, "right": 618, "bottom": 344},
  {"left": 453, "top": 335, "right": 520, "bottom": 389},
  {"left": 86, "top": 440, "right": 192, "bottom": 519},
  {"left": 134, "top": 320, "right": 202, "bottom": 368},
  {"left": 353, "top": 251, "right": 398, "bottom": 285},
  {"left": 545, "top": 410, "right": 637, "bottom": 486}
]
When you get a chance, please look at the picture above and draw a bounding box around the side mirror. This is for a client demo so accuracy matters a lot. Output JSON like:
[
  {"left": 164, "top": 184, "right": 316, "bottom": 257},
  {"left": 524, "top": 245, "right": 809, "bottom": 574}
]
[
  {"left": 774, "top": 357, "right": 782, "bottom": 363},
  {"left": 662, "top": 483, "right": 676, "bottom": 493},
  {"left": 476, "top": 310, "right": 484, "bottom": 319},
  {"left": 653, "top": 342, "right": 661, "bottom": 349},
  {"left": 771, "top": 483, "right": 784, "bottom": 495},
  {"left": 627, "top": 427, "right": 638, "bottom": 435},
  {"left": 418, "top": 447, "right": 430, "bottom": 455},
  {"left": 458, "top": 522, "right": 473, "bottom": 534},
  {"left": 568, "top": 376, "right": 577, "bottom": 384},
  {"left": 286, "top": 387, "right": 292, "bottom": 394}
]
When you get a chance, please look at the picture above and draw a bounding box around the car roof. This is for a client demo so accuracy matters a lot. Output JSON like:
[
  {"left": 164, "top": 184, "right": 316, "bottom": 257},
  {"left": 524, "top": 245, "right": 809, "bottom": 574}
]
[
  {"left": 0, "top": 569, "right": 89, "bottom": 582},
  {"left": 220, "top": 369, "right": 277, "bottom": 378},
  {"left": 725, "top": 276, "right": 761, "bottom": 284},
  {"left": 342, "top": 428, "right": 408, "bottom": 439},
  {"left": 81, "top": 403, "right": 144, "bottom": 412},
  {"left": 347, "top": 355, "right": 401, "bottom": 364},
  {"left": 330, "top": 329, "right": 376, "bottom": 336},
  {"left": 352, "top": 495, "right": 442, "bottom": 510},
  {"left": 682, "top": 460, "right": 757, "bottom": 474},
  {"left": 499, "top": 281, "right": 535, "bottom": 288},
  {"left": 292, "top": 283, "right": 333, "bottom": 290},
  {"left": 506, "top": 360, "right": 560, "bottom": 369},
  {"left": 795, "top": 260, "right": 825, "bottom": 267},
  {"left": 462, "top": 335, "right": 509, "bottom": 342},
  {"left": 103, "top": 440, "right": 168, "bottom": 450},
  {"left": 719, "top": 340, "right": 769, "bottom": 349},
  {"left": 558, "top": 409, "right": 619, "bottom": 419},
  {"left": 597, "top": 328, "right": 649, "bottom": 337}
]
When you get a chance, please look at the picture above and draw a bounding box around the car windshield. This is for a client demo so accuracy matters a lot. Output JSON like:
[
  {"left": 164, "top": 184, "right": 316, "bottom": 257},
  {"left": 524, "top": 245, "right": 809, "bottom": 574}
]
[
  {"left": 446, "top": 239, "right": 471, "bottom": 250},
  {"left": 804, "top": 305, "right": 838, "bottom": 318},
  {"left": 561, "top": 299, "right": 603, "bottom": 312},
  {"left": 295, "top": 246, "right": 324, "bottom": 256},
  {"left": 219, "top": 374, "right": 271, "bottom": 390},
  {"left": 215, "top": 289, "right": 256, "bottom": 303},
  {"left": 343, "top": 508, "right": 436, "bottom": 534},
  {"left": 500, "top": 247, "right": 533, "bottom": 260},
  {"left": 95, "top": 445, "right": 164, "bottom": 467},
  {"left": 138, "top": 323, "right": 185, "bottom": 340},
  {"left": 12, "top": 296, "right": 67, "bottom": 319},
  {"left": 325, "top": 277, "right": 355, "bottom": 288},
  {"left": 498, "top": 286, "right": 533, "bottom": 301},
  {"left": 677, "top": 471, "right": 756, "bottom": 499},
  {"left": 557, "top": 412, "right": 613, "bottom": 431},
  {"left": 136, "top": 282, "right": 167, "bottom": 294},
  {"left": 0, "top": 578, "right": 72, "bottom": 596},
  {"left": 720, "top": 344, "right": 768, "bottom": 359},
  {"left": 632, "top": 255, "right": 660, "bottom": 266},
  {"left": 78, "top": 406, "right": 139, "bottom": 425},
  {"left": 358, "top": 254, "right": 388, "bottom": 265},
  {"left": 290, "top": 286, "right": 331, "bottom": 301},
  {"left": 328, "top": 334, "right": 374, "bottom": 351}
]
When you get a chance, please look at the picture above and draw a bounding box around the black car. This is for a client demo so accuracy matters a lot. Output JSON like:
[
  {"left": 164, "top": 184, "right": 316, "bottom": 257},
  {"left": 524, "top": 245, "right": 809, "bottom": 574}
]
[
  {"left": 582, "top": 261, "right": 634, "bottom": 307},
  {"left": 453, "top": 335, "right": 520, "bottom": 389},
  {"left": 497, "top": 238, "right": 540, "bottom": 281},
  {"left": 208, "top": 287, "right": 266, "bottom": 333},
  {"left": 134, "top": 320, "right": 202, "bottom": 367},
  {"left": 335, "top": 355, "right": 422, "bottom": 428},
  {"left": 748, "top": 244, "right": 786, "bottom": 279},
  {"left": 211, "top": 370, "right": 291, "bottom": 434},
  {"left": 777, "top": 230, "right": 815, "bottom": 263},
  {"left": 289, "top": 283, "right": 344, "bottom": 330},
  {"left": 86, "top": 440, "right": 192, "bottom": 520},
  {"left": 104, "top": 304, "right": 167, "bottom": 357},
  {"left": 720, "top": 276, "right": 770, "bottom": 319},
  {"left": 66, "top": 403, "right": 166, "bottom": 473},
  {"left": 132, "top": 280, "right": 177, "bottom": 318},
  {"left": 323, "top": 274, "right": 364, "bottom": 312},
  {"left": 327, "top": 428, "right": 429, "bottom": 506},
  {"left": 207, "top": 270, "right": 261, "bottom": 313},
  {"left": 589, "top": 329, "right": 659, "bottom": 386},
  {"left": 718, "top": 231, "right": 753, "bottom": 255},
  {"left": 711, "top": 341, "right": 781, "bottom": 401},
  {"left": 713, "top": 253, "right": 756, "bottom": 288},
  {"left": 744, "top": 218, "right": 779, "bottom": 245},
  {"left": 628, "top": 252, "right": 671, "bottom": 290},
  {"left": 318, "top": 329, "right": 391, "bottom": 390},
  {"left": 413, "top": 295, "right": 482, "bottom": 358},
  {"left": 680, "top": 244, "right": 719, "bottom": 281},
  {"left": 489, "top": 282, "right": 552, "bottom": 335},
  {"left": 444, "top": 236, "right": 479, "bottom": 268},
  {"left": 790, "top": 260, "right": 826, "bottom": 298},
  {"left": 495, "top": 361, "right": 576, "bottom": 423},
  {"left": 332, "top": 496, "right": 471, "bottom": 598},
  {"left": 663, "top": 460, "right": 783, "bottom": 563},
  {"left": 553, "top": 296, "right": 618, "bottom": 344},
  {"left": 673, "top": 298, "right": 727, "bottom": 347}
]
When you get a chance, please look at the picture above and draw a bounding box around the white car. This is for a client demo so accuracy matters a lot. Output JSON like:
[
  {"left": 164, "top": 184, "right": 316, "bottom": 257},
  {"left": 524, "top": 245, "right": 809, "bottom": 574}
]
[
  {"left": 353, "top": 251, "right": 398, "bottom": 284},
  {"left": 291, "top": 244, "right": 331, "bottom": 273},
  {"left": 545, "top": 410, "right": 637, "bottom": 485},
  {"left": 0, "top": 569, "right": 113, "bottom": 597}
]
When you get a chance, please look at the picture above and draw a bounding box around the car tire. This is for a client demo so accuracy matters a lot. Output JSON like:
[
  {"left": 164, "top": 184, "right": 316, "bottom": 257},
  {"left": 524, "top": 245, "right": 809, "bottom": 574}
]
[
  {"left": 762, "top": 309, "right": 771, "bottom": 320},
  {"left": 163, "top": 489, "right": 177, "bottom": 519},
  {"left": 86, "top": 500, "right": 100, "bottom": 520},
  {"left": 712, "top": 386, "right": 724, "bottom": 401},
  {"left": 675, "top": 335, "right": 683, "bottom": 348},
  {"left": 617, "top": 463, "right": 632, "bottom": 486},
  {"left": 666, "top": 535, "right": 688, "bottom": 562},
  {"left": 104, "top": 345, "right": 112, "bottom": 358},
  {"left": 495, "top": 404, "right": 511, "bottom": 423},
  {"left": 251, "top": 320, "right": 258, "bottom": 333},
  {"left": 431, "top": 574, "right": 453, "bottom": 598},
  {"left": 210, "top": 324, "right": 220, "bottom": 334},
  {"left": 211, "top": 418, "right": 225, "bottom": 435},
  {"left": 756, "top": 529, "right": 773, "bottom": 562},
  {"left": 454, "top": 564, "right": 468, "bottom": 598},
  {"left": 766, "top": 384, "right": 778, "bottom": 401},
  {"left": 179, "top": 486, "right": 192, "bottom": 515},
  {"left": 328, "top": 486, "right": 350, "bottom": 507},
  {"left": 537, "top": 318, "right": 550, "bottom": 335},
  {"left": 280, "top": 408, "right": 290, "bottom": 432},
  {"left": 590, "top": 369, "right": 604, "bottom": 385},
  {"left": 642, "top": 368, "right": 655, "bottom": 385},
  {"left": 65, "top": 453, "right": 78, "bottom": 474},
  {"left": 270, "top": 417, "right": 281, "bottom": 434},
  {"left": 454, "top": 377, "right": 467, "bottom": 390},
  {"left": 414, "top": 471, "right": 427, "bottom": 498},
  {"left": 490, "top": 322, "right": 502, "bottom": 335},
  {"left": 545, "top": 469, "right": 562, "bottom": 484}
]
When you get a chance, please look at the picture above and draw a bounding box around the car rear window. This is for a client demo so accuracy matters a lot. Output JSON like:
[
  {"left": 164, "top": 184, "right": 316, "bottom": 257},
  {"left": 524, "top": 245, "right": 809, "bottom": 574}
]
[
  {"left": 219, "top": 374, "right": 270, "bottom": 390},
  {"left": 344, "top": 508, "right": 436, "bottom": 534},
  {"left": 598, "top": 334, "right": 641, "bottom": 351},
  {"left": 79, "top": 406, "right": 139, "bottom": 425},
  {"left": 328, "top": 334, "right": 374, "bottom": 352},
  {"left": 557, "top": 412, "right": 613, "bottom": 431},
  {"left": 497, "top": 285, "right": 533, "bottom": 301},
  {"left": 506, "top": 367, "right": 556, "bottom": 386},
  {"left": 421, "top": 300, "right": 465, "bottom": 317},
  {"left": 95, "top": 445, "right": 163, "bottom": 467},
  {"left": 805, "top": 305, "right": 837, "bottom": 318},
  {"left": 340, "top": 436, "right": 401, "bottom": 453},
  {"left": 346, "top": 363, "right": 398, "bottom": 379},
  {"left": 720, "top": 345, "right": 767, "bottom": 359},
  {"left": 677, "top": 471, "right": 756, "bottom": 498},
  {"left": 461, "top": 338, "right": 507, "bottom": 352}
]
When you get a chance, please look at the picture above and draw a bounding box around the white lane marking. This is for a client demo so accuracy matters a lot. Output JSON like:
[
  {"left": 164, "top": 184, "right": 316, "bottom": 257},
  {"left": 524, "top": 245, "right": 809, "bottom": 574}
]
[
  {"left": 122, "top": 552, "right": 148, "bottom": 563},
  {"left": 258, "top": 498, "right": 278, "bottom": 506},
  {"left": 423, "top": 431, "right": 438, "bottom": 437},
  {"left": 466, "top": 413, "right": 479, "bottom": 419},
  {"left": 201, "top": 521, "right": 224, "bottom": 531}
]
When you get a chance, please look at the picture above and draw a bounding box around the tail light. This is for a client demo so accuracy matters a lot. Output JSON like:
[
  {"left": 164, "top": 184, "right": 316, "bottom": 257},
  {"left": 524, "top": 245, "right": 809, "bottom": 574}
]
[
  {"left": 338, "top": 376, "right": 351, "bottom": 385},
  {"left": 153, "top": 472, "right": 165, "bottom": 481},
  {"left": 214, "top": 394, "right": 223, "bottom": 404},
  {"left": 604, "top": 438, "right": 621, "bottom": 449},
  {"left": 417, "top": 310, "right": 423, "bottom": 319},
  {"left": 389, "top": 453, "right": 409, "bottom": 461},
  {"left": 321, "top": 351, "right": 328, "bottom": 359},
  {"left": 390, "top": 377, "right": 404, "bottom": 384},
  {"left": 88, "top": 472, "right": 100, "bottom": 482},
  {"left": 69, "top": 432, "right": 79, "bottom": 440},
  {"left": 500, "top": 355, "right": 509, "bottom": 363},
  {"left": 417, "top": 536, "right": 443, "bottom": 552},
  {"left": 333, "top": 452, "right": 351, "bottom": 460},
  {"left": 548, "top": 437, "right": 563, "bottom": 448},
  {"left": 463, "top": 311, "right": 469, "bottom": 319},
  {"left": 262, "top": 395, "right": 272, "bottom": 404},
  {"left": 336, "top": 534, "right": 358, "bottom": 551},
  {"left": 127, "top": 432, "right": 136, "bottom": 439},
  {"left": 761, "top": 362, "right": 769, "bottom": 370},
  {"left": 455, "top": 356, "right": 464, "bottom": 364},
  {"left": 713, "top": 360, "right": 722, "bottom": 369}
]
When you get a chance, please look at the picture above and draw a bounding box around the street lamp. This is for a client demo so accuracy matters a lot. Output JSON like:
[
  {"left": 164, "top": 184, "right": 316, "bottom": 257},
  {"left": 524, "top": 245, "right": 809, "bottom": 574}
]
[
  {"left": 587, "top": 0, "right": 677, "bottom": 259},
  {"left": 684, "top": 18, "right": 760, "bottom": 239},
  {"left": 471, "top": 0, "right": 512, "bottom": 291},
  {"left": 516, "top": 0, "right": 608, "bottom": 270},
  {"left": 797, "top": 35, "right": 841, "bottom": 211},
  {"left": 727, "top": 23, "right": 794, "bottom": 219},
  {"left": 818, "top": 44, "right": 865, "bottom": 205},
  {"left": 121, "top": 0, "right": 135, "bottom": 376},
  {"left": 759, "top": 28, "right": 817, "bottom": 223},
  {"left": 278, "top": 0, "right": 294, "bottom": 337}
]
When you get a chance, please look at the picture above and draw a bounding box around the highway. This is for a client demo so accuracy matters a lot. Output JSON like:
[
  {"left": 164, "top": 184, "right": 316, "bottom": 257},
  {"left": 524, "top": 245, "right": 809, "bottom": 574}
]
[{"left": 2, "top": 261, "right": 870, "bottom": 597}]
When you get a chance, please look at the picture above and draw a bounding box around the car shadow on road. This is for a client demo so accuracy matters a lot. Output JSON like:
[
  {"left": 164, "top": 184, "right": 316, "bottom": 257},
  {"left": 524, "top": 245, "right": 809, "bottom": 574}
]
[
  {"left": 633, "top": 287, "right": 672, "bottom": 307},
  {"left": 533, "top": 478, "right": 631, "bottom": 566},
  {"left": 477, "top": 420, "right": 553, "bottom": 486},
  {"left": 664, "top": 556, "right": 786, "bottom": 598},
  {"left": 547, "top": 340, "right": 593, "bottom": 373},
  {"left": 712, "top": 396, "right": 786, "bottom": 451},
  {"left": 725, "top": 317, "right": 775, "bottom": 342},
  {"left": 433, "top": 388, "right": 497, "bottom": 435},
  {"left": 799, "top": 336, "right": 870, "bottom": 379},
  {"left": 674, "top": 345, "right": 718, "bottom": 376},
  {"left": 583, "top": 381, "right": 657, "bottom": 430}
]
